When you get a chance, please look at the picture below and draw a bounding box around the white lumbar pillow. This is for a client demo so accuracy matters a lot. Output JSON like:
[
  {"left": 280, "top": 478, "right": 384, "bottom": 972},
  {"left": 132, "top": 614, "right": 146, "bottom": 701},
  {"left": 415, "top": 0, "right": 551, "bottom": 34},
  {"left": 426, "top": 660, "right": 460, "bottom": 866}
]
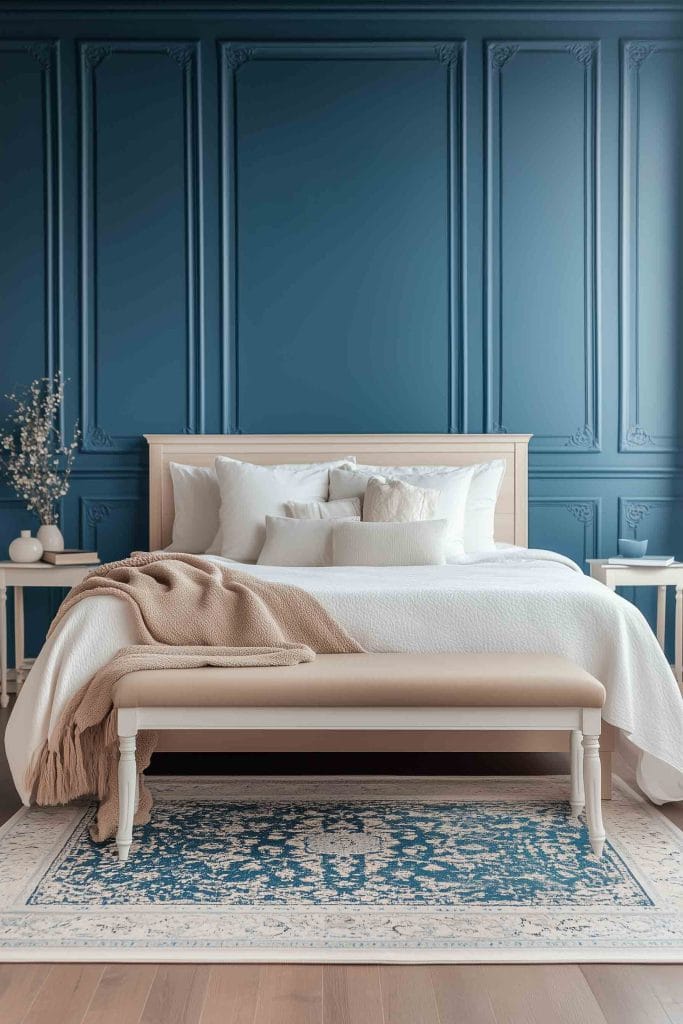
[
  {"left": 258, "top": 515, "right": 358, "bottom": 567},
  {"left": 212, "top": 457, "right": 355, "bottom": 563},
  {"left": 329, "top": 464, "right": 474, "bottom": 556},
  {"left": 464, "top": 459, "right": 506, "bottom": 552},
  {"left": 362, "top": 476, "right": 441, "bottom": 523},
  {"left": 284, "top": 496, "right": 362, "bottom": 520},
  {"left": 165, "top": 462, "right": 221, "bottom": 553},
  {"left": 332, "top": 519, "right": 448, "bottom": 566}
]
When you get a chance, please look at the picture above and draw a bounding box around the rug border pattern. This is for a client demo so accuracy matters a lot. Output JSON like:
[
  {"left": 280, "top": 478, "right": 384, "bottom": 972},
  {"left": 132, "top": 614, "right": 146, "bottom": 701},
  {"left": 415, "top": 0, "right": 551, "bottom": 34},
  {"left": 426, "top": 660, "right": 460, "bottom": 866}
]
[{"left": 0, "top": 775, "right": 681, "bottom": 964}]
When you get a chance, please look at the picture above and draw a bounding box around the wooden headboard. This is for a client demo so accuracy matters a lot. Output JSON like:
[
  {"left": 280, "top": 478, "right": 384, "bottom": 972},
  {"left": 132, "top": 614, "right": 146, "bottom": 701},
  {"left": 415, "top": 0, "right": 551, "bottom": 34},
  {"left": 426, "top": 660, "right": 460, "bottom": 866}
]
[{"left": 144, "top": 434, "right": 531, "bottom": 551}]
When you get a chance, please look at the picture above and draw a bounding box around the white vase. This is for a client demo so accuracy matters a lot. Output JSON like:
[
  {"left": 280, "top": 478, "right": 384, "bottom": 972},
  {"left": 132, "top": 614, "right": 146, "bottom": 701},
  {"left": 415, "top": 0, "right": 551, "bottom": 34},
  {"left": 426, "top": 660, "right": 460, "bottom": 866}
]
[
  {"left": 9, "top": 530, "right": 43, "bottom": 563},
  {"left": 37, "top": 523, "right": 64, "bottom": 552}
]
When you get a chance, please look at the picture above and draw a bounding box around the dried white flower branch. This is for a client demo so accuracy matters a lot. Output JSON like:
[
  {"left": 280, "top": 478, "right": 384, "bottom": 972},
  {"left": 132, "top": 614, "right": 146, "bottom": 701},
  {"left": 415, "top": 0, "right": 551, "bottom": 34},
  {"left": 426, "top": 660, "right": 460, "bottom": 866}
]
[{"left": 0, "top": 373, "right": 80, "bottom": 526}]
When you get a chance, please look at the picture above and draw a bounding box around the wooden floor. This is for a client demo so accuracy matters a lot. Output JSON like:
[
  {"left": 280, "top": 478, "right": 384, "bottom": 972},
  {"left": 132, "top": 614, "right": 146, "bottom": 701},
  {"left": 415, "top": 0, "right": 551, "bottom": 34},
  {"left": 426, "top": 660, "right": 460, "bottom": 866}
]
[{"left": 1, "top": 700, "right": 681, "bottom": 1024}]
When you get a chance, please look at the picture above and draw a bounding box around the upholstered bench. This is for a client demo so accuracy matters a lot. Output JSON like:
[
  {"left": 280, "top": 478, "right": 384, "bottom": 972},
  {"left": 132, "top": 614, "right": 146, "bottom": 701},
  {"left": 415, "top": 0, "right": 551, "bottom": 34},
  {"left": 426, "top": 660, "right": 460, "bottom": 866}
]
[{"left": 113, "top": 652, "right": 607, "bottom": 862}]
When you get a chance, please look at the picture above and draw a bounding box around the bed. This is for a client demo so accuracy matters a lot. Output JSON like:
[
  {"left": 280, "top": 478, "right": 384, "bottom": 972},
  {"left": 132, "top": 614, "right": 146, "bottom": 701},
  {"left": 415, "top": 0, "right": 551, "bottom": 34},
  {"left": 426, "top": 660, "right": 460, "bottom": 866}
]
[
  {"left": 6, "top": 433, "right": 683, "bottom": 806},
  {"left": 147, "top": 433, "right": 586, "bottom": 767}
]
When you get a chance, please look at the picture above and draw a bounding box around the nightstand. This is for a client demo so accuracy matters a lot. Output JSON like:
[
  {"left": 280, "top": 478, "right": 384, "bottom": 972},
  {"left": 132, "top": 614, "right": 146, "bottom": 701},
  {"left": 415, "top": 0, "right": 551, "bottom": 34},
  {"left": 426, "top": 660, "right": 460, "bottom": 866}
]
[
  {"left": 0, "top": 561, "right": 99, "bottom": 707},
  {"left": 587, "top": 559, "right": 683, "bottom": 687}
]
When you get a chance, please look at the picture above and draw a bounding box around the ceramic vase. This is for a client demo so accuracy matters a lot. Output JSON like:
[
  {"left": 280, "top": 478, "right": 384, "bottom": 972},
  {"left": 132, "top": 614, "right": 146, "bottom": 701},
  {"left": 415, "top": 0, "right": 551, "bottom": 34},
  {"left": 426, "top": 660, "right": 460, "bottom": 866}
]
[
  {"left": 37, "top": 523, "right": 64, "bottom": 552},
  {"left": 9, "top": 530, "right": 43, "bottom": 563}
]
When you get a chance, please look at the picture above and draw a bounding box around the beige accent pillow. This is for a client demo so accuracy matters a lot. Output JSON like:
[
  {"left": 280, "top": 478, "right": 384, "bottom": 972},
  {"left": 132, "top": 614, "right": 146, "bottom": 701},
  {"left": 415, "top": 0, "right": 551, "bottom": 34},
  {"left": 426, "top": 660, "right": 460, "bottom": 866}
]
[
  {"left": 362, "top": 476, "right": 440, "bottom": 523},
  {"left": 284, "top": 497, "right": 362, "bottom": 520},
  {"left": 332, "top": 519, "right": 448, "bottom": 566},
  {"left": 330, "top": 464, "right": 474, "bottom": 557}
]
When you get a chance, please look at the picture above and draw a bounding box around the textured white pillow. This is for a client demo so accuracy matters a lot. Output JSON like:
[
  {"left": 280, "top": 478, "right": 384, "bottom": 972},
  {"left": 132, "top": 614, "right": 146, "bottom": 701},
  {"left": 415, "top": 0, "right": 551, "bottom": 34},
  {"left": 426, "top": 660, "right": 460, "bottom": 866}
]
[
  {"left": 284, "top": 497, "right": 362, "bottom": 520},
  {"left": 333, "top": 519, "right": 448, "bottom": 566},
  {"left": 362, "top": 476, "right": 441, "bottom": 523},
  {"left": 212, "top": 457, "right": 355, "bottom": 562},
  {"left": 165, "top": 462, "right": 220, "bottom": 553},
  {"left": 257, "top": 516, "right": 340, "bottom": 566},
  {"left": 463, "top": 459, "right": 506, "bottom": 552},
  {"left": 330, "top": 465, "right": 474, "bottom": 556}
]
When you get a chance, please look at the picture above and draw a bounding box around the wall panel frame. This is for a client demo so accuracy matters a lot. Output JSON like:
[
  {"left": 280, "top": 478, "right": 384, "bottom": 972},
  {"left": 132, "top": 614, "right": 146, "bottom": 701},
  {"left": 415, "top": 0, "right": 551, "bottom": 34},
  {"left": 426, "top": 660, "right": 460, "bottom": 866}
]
[
  {"left": 529, "top": 496, "right": 601, "bottom": 563},
  {"left": 219, "top": 41, "right": 466, "bottom": 435},
  {"left": 78, "top": 495, "right": 145, "bottom": 556},
  {"left": 484, "top": 39, "right": 601, "bottom": 453},
  {"left": 78, "top": 39, "right": 203, "bottom": 453},
  {"left": 0, "top": 39, "right": 62, "bottom": 403},
  {"left": 619, "top": 39, "right": 683, "bottom": 453}
]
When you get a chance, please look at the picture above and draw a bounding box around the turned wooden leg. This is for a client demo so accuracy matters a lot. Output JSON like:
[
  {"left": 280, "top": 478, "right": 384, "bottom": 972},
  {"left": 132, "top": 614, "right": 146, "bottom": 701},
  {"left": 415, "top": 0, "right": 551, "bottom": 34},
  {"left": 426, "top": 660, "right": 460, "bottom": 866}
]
[
  {"left": 583, "top": 733, "right": 606, "bottom": 858},
  {"left": 116, "top": 734, "right": 137, "bottom": 863},
  {"left": 13, "top": 586, "right": 24, "bottom": 690},
  {"left": 570, "top": 729, "right": 584, "bottom": 818}
]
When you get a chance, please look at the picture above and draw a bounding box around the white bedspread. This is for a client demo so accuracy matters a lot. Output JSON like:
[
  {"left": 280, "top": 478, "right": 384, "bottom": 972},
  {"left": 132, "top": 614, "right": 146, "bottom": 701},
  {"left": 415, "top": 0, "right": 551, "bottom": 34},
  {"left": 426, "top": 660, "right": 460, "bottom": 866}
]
[{"left": 6, "top": 547, "right": 683, "bottom": 805}]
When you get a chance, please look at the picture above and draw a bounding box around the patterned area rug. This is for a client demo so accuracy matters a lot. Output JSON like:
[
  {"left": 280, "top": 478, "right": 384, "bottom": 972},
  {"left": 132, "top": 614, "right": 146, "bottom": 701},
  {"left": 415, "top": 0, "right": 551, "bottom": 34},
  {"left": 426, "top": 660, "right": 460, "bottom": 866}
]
[{"left": 0, "top": 775, "right": 681, "bottom": 962}]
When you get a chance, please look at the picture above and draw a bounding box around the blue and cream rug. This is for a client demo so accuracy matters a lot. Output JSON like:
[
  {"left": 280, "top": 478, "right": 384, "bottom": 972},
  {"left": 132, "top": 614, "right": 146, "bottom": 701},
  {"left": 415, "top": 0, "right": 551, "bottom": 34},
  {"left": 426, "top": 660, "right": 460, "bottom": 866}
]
[{"left": 0, "top": 775, "right": 681, "bottom": 962}]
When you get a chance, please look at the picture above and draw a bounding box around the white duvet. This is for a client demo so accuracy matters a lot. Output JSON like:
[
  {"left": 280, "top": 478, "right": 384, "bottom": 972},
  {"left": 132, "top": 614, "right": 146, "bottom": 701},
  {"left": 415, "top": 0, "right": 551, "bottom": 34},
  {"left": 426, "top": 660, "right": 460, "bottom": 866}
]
[{"left": 6, "top": 547, "right": 683, "bottom": 805}]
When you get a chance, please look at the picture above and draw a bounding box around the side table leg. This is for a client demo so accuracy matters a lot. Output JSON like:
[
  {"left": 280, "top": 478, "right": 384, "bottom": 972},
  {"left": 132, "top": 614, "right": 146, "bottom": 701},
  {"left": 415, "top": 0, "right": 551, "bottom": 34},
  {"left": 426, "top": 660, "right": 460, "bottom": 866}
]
[
  {"left": 14, "top": 586, "right": 24, "bottom": 690},
  {"left": 0, "top": 584, "right": 7, "bottom": 708},
  {"left": 676, "top": 586, "right": 682, "bottom": 688},
  {"left": 656, "top": 585, "right": 667, "bottom": 651}
]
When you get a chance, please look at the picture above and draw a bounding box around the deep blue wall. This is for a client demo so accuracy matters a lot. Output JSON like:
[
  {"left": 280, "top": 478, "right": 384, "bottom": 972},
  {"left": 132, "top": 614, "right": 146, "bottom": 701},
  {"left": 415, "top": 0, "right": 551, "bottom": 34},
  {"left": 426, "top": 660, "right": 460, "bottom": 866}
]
[{"left": 0, "top": 0, "right": 682, "bottom": 657}]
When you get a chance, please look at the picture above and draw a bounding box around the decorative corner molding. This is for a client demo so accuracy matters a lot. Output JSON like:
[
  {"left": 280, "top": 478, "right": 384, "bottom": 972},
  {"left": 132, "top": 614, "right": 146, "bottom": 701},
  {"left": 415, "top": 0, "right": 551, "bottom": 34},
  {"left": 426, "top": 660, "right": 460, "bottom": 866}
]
[
  {"left": 626, "top": 43, "right": 657, "bottom": 71},
  {"left": 567, "top": 502, "right": 595, "bottom": 525},
  {"left": 489, "top": 45, "right": 518, "bottom": 70},
  {"left": 491, "top": 422, "right": 508, "bottom": 434},
  {"left": 224, "top": 46, "right": 254, "bottom": 72},
  {"left": 85, "top": 425, "right": 113, "bottom": 449},
  {"left": 565, "top": 425, "right": 596, "bottom": 449},
  {"left": 624, "top": 424, "right": 654, "bottom": 448},
  {"left": 566, "top": 42, "right": 597, "bottom": 67},
  {"left": 165, "top": 46, "right": 194, "bottom": 70},
  {"left": 83, "top": 44, "right": 112, "bottom": 70},
  {"left": 623, "top": 501, "right": 653, "bottom": 530},
  {"left": 435, "top": 44, "right": 459, "bottom": 69},
  {"left": 86, "top": 503, "right": 111, "bottom": 528},
  {"left": 26, "top": 42, "right": 53, "bottom": 71}
]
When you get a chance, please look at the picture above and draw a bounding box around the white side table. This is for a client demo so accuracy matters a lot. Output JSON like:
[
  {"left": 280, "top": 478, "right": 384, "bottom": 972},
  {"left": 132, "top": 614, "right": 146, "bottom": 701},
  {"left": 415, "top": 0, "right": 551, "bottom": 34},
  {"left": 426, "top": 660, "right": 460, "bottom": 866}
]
[
  {"left": 587, "top": 560, "right": 683, "bottom": 686},
  {"left": 0, "top": 561, "right": 99, "bottom": 708}
]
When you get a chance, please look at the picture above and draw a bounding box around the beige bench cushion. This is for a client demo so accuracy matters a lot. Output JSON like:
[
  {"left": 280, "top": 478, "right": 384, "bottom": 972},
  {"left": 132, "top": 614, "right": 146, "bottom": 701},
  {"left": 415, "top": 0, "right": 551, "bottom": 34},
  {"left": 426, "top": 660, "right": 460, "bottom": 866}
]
[{"left": 113, "top": 652, "right": 605, "bottom": 709}]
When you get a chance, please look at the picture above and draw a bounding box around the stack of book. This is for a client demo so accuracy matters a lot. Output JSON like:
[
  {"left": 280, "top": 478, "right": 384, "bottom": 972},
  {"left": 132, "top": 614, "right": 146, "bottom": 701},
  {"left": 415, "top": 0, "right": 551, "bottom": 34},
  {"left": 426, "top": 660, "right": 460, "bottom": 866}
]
[
  {"left": 42, "top": 549, "right": 99, "bottom": 565},
  {"left": 606, "top": 555, "right": 675, "bottom": 567}
]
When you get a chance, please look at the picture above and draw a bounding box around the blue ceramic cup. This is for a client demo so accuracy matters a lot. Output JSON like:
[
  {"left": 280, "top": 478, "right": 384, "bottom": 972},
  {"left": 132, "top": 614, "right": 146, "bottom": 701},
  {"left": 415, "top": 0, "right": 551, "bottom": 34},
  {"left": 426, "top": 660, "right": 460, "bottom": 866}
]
[{"left": 618, "top": 538, "right": 648, "bottom": 558}]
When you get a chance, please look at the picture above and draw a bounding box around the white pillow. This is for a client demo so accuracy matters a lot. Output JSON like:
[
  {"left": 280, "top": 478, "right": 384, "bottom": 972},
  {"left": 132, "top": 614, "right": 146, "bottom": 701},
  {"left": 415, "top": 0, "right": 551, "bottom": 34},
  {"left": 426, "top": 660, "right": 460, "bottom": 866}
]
[
  {"left": 284, "top": 497, "right": 362, "bottom": 520},
  {"left": 362, "top": 476, "right": 441, "bottom": 523},
  {"left": 258, "top": 515, "right": 355, "bottom": 566},
  {"left": 330, "top": 465, "right": 474, "bottom": 556},
  {"left": 212, "top": 457, "right": 355, "bottom": 562},
  {"left": 165, "top": 462, "right": 220, "bottom": 553},
  {"left": 332, "top": 519, "right": 448, "bottom": 566},
  {"left": 464, "top": 459, "right": 506, "bottom": 552}
]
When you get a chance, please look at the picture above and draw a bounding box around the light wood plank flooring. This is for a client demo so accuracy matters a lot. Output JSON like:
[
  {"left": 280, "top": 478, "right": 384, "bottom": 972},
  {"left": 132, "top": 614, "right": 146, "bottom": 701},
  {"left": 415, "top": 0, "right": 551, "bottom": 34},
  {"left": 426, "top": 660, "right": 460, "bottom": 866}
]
[{"left": 1, "top": 700, "right": 681, "bottom": 1024}]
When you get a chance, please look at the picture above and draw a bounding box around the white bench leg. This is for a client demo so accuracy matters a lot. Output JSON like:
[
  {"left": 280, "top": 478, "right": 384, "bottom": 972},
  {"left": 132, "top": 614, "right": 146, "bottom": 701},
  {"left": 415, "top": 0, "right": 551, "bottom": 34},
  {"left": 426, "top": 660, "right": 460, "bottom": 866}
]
[
  {"left": 582, "top": 733, "right": 606, "bottom": 858},
  {"left": 570, "top": 729, "right": 584, "bottom": 818},
  {"left": 116, "top": 734, "right": 137, "bottom": 863}
]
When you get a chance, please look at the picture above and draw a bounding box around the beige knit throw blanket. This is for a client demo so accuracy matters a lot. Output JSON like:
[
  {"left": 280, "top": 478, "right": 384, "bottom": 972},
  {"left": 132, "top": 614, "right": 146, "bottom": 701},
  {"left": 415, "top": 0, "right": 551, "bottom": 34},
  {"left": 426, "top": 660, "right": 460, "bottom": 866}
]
[{"left": 27, "top": 551, "right": 363, "bottom": 842}]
